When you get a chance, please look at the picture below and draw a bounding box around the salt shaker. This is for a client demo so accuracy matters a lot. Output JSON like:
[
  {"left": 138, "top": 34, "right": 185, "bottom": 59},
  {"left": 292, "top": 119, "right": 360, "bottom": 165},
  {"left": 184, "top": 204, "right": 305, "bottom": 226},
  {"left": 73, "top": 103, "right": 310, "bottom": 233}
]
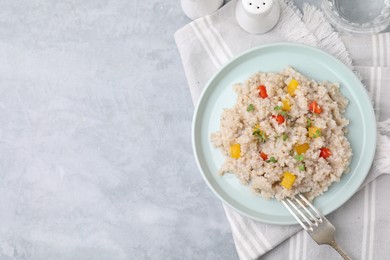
[
  {"left": 235, "top": 0, "right": 281, "bottom": 34},
  {"left": 181, "top": 0, "right": 224, "bottom": 20}
]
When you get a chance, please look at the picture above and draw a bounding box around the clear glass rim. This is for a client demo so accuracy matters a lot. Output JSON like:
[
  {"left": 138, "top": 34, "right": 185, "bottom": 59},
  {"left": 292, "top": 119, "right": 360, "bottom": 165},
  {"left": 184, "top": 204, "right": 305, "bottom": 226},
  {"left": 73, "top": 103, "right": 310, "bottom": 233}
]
[{"left": 321, "top": 0, "right": 390, "bottom": 35}]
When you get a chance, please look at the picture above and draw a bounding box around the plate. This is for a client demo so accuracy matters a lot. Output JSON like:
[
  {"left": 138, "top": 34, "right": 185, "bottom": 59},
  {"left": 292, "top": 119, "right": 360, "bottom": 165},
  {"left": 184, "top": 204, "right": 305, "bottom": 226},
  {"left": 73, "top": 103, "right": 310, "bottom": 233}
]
[{"left": 192, "top": 43, "right": 377, "bottom": 225}]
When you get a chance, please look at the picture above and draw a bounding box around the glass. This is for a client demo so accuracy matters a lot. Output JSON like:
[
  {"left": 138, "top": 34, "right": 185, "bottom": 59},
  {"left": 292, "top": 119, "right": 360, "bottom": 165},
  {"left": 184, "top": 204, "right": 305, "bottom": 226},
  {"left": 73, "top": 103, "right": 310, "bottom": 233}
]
[{"left": 322, "top": 0, "right": 390, "bottom": 34}]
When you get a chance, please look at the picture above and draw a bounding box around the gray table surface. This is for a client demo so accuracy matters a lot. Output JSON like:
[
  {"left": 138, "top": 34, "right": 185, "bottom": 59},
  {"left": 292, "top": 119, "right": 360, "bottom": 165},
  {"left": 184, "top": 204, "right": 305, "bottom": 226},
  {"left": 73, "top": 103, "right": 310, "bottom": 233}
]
[{"left": 0, "top": 0, "right": 370, "bottom": 259}]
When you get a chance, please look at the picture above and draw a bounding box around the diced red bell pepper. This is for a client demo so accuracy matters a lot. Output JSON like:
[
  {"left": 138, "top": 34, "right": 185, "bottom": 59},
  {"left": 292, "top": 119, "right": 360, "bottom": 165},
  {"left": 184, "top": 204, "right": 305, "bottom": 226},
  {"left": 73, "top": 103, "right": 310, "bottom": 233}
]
[
  {"left": 272, "top": 114, "right": 285, "bottom": 125},
  {"left": 309, "top": 101, "right": 322, "bottom": 114},
  {"left": 319, "top": 147, "right": 332, "bottom": 159},
  {"left": 258, "top": 85, "right": 268, "bottom": 99},
  {"left": 260, "top": 152, "right": 268, "bottom": 161}
]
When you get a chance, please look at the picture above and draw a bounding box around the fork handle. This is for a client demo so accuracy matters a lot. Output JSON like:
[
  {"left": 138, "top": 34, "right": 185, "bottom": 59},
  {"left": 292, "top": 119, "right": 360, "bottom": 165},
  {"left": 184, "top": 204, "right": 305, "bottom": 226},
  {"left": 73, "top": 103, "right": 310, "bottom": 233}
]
[{"left": 329, "top": 240, "right": 352, "bottom": 260}]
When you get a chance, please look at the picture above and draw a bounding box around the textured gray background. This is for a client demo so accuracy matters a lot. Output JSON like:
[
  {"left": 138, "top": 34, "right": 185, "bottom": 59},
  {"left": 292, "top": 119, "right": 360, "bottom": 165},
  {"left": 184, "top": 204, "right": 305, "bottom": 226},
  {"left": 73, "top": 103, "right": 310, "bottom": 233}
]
[{"left": 0, "top": 0, "right": 357, "bottom": 259}]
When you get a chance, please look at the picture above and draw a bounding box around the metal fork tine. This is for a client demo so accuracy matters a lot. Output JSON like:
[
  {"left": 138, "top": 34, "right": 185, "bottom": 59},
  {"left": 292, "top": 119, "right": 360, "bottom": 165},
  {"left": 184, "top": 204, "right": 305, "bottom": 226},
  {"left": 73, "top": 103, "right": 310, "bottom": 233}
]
[
  {"left": 293, "top": 197, "right": 318, "bottom": 227},
  {"left": 298, "top": 194, "right": 323, "bottom": 221},
  {"left": 283, "top": 198, "right": 314, "bottom": 231},
  {"left": 283, "top": 194, "right": 352, "bottom": 260},
  {"left": 281, "top": 199, "right": 310, "bottom": 231}
]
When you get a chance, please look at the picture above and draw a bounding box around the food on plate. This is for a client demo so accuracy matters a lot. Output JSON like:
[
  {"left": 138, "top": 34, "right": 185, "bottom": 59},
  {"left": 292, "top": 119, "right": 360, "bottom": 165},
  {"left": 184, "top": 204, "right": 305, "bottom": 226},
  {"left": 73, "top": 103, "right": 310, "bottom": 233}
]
[{"left": 210, "top": 67, "right": 352, "bottom": 201}]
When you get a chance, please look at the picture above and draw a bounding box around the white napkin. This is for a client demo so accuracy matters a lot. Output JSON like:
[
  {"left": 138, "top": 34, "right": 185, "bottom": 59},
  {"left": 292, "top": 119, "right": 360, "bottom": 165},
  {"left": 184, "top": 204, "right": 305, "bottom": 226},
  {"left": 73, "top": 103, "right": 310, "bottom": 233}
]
[{"left": 175, "top": 1, "right": 390, "bottom": 259}]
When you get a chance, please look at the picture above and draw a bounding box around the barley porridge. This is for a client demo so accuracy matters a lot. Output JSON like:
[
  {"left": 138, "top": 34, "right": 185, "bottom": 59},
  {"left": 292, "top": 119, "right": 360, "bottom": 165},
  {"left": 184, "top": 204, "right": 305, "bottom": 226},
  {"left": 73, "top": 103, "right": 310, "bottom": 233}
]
[{"left": 210, "top": 67, "right": 352, "bottom": 201}]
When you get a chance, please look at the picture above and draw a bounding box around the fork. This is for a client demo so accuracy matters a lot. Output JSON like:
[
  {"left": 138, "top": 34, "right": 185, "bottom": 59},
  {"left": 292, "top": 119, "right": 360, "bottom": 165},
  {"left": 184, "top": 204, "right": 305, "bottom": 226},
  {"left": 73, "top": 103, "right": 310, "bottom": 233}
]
[{"left": 282, "top": 194, "right": 352, "bottom": 260}]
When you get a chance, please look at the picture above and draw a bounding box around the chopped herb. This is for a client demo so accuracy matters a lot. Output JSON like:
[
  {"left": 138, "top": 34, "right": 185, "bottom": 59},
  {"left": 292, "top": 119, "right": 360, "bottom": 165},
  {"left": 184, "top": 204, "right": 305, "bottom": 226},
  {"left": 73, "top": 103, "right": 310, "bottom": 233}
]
[
  {"left": 274, "top": 106, "right": 287, "bottom": 117},
  {"left": 307, "top": 118, "right": 312, "bottom": 127},
  {"left": 314, "top": 113, "right": 319, "bottom": 116},
  {"left": 279, "top": 110, "right": 287, "bottom": 116},
  {"left": 294, "top": 154, "right": 304, "bottom": 161},
  {"left": 252, "top": 129, "right": 267, "bottom": 143},
  {"left": 282, "top": 133, "right": 288, "bottom": 141},
  {"left": 252, "top": 129, "right": 260, "bottom": 135},
  {"left": 247, "top": 104, "right": 254, "bottom": 112},
  {"left": 260, "top": 132, "right": 267, "bottom": 142},
  {"left": 289, "top": 150, "right": 295, "bottom": 156},
  {"left": 312, "top": 129, "right": 322, "bottom": 138},
  {"left": 298, "top": 164, "right": 305, "bottom": 171},
  {"left": 266, "top": 157, "right": 278, "bottom": 163}
]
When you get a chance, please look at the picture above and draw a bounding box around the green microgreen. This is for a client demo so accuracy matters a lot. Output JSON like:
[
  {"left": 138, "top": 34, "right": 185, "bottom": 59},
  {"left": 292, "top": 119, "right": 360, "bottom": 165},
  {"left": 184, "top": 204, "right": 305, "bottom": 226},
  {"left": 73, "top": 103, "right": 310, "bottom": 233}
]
[
  {"left": 294, "top": 154, "right": 304, "bottom": 161},
  {"left": 266, "top": 157, "right": 278, "bottom": 163},
  {"left": 252, "top": 129, "right": 267, "bottom": 143},
  {"left": 307, "top": 118, "right": 312, "bottom": 127}
]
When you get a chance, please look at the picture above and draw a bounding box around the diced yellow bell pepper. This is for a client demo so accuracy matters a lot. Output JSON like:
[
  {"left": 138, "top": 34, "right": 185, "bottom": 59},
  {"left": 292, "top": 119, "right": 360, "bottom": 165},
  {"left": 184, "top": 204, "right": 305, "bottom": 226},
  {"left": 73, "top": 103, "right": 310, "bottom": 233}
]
[
  {"left": 281, "top": 172, "right": 296, "bottom": 189},
  {"left": 230, "top": 144, "right": 241, "bottom": 159},
  {"left": 308, "top": 126, "right": 322, "bottom": 138},
  {"left": 294, "top": 143, "right": 310, "bottom": 155},
  {"left": 282, "top": 99, "right": 291, "bottom": 111},
  {"left": 287, "top": 79, "right": 299, "bottom": 96}
]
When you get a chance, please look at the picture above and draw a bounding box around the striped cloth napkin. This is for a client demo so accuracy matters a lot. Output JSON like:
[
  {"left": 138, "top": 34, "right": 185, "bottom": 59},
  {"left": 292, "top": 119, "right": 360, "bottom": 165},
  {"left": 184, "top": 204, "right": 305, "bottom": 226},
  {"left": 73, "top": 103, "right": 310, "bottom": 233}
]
[{"left": 175, "top": 0, "right": 390, "bottom": 259}]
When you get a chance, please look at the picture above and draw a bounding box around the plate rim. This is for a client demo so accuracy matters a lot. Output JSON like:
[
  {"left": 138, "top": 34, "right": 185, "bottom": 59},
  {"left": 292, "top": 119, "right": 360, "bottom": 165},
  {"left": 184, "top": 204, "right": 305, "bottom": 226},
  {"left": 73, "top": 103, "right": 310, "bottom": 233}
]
[{"left": 191, "top": 42, "right": 377, "bottom": 225}]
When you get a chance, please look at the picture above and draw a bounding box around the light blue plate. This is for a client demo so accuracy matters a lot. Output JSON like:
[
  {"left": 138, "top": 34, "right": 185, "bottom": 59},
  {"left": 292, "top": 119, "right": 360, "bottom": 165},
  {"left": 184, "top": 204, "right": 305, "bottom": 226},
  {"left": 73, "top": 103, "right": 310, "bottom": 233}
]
[{"left": 192, "top": 43, "right": 377, "bottom": 225}]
